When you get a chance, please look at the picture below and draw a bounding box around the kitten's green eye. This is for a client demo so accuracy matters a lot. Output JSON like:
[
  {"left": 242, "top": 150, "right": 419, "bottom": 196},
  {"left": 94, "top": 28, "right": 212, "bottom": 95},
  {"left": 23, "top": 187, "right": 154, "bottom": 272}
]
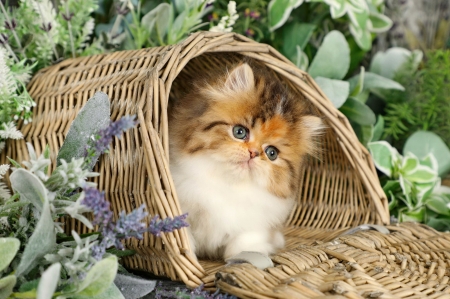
[
  {"left": 233, "top": 125, "right": 248, "bottom": 140},
  {"left": 265, "top": 146, "right": 278, "bottom": 161}
]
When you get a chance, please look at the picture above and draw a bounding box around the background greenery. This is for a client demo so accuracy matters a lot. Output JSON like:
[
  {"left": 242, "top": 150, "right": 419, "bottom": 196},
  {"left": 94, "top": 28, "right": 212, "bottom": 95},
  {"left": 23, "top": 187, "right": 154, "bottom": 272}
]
[{"left": 0, "top": 0, "right": 450, "bottom": 298}]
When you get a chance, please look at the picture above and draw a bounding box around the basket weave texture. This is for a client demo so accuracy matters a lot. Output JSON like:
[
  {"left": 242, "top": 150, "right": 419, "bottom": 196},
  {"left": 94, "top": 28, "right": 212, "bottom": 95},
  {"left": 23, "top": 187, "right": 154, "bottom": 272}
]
[{"left": 1, "top": 32, "right": 392, "bottom": 291}]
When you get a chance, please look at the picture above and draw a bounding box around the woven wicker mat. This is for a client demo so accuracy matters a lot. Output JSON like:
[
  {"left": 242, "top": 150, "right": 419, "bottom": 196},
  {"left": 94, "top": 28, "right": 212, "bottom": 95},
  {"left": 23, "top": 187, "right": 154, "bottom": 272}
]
[{"left": 214, "top": 222, "right": 450, "bottom": 299}]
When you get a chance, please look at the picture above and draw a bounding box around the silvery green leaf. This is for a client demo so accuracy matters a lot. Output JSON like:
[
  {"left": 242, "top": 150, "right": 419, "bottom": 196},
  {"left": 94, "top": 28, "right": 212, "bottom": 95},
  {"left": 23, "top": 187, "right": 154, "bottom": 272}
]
[
  {"left": 339, "top": 97, "right": 375, "bottom": 126},
  {"left": 356, "top": 124, "right": 373, "bottom": 147},
  {"left": 419, "top": 154, "right": 438, "bottom": 173},
  {"left": 400, "top": 206, "right": 425, "bottom": 222},
  {"left": 367, "top": 11, "right": 392, "bottom": 33},
  {"left": 330, "top": 0, "right": 346, "bottom": 18},
  {"left": 16, "top": 201, "right": 56, "bottom": 276},
  {"left": 168, "top": 10, "right": 187, "bottom": 44},
  {"left": 398, "top": 176, "right": 412, "bottom": 207},
  {"left": 426, "top": 216, "right": 450, "bottom": 231},
  {"left": 10, "top": 168, "right": 47, "bottom": 211},
  {"left": 75, "top": 255, "right": 118, "bottom": 297},
  {"left": 57, "top": 91, "right": 110, "bottom": 170},
  {"left": 114, "top": 273, "right": 156, "bottom": 299},
  {"left": 268, "top": 0, "right": 304, "bottom": 32},
  {"left": 37, "top": 263, "right": 61, "bottom": 299},
  {"left": 370, "top": 47, "right": 422, "bottom": 79},
  {"left": 155, "top": 3, "right": 171, "bottom": 42},
  {"left": 404, "top": 131, "right": 450, "bottom": 177},
  {"left": 0, "top": 275, "right": 16, "bottom": 299},
  {"left": 402, "top": 165, "right": 437, "bottom": 184},
  {"left": 314, "top": 77, "right": 349, "bottom": 108},
  {"left": 0, "top": 238, "right": 20, "bottom": 272},
  {"left": 416, "top": 181, "right": 437, "bottom": 203},
  {"left": 368, "top": 141, "right": 396, "bottom": 177},
  {"left": 294, "top": 45, "right": 309, "bottom": 70},
  {"left": 364, "top": 72, "right": 404, "bottom": 91},
  {"left": 349, "top": 23, "right": 372, "bottom": 51},
  {"left": 371, "top": 115, "right": 384, "bottom": 142},
  {"left": 282, "top": 22, "right": 315, "bottom": 59},
  {"left": 172, "top": 0, "right": 185, "bottom": 13},
  {"left": 349, "top": 66, "right": 365, "bottom": 97},
  {"left": 74, "top": 283, "right": 124, "bottom": 299},
  {"left": 401, "top": 154, "right": 419, "bottom": 175},
  {"left": 347, "top": 8, "right": 369, "bottom": 29},
  {"left": 308, "top": 30, "right": 350, "bottom": 80}
]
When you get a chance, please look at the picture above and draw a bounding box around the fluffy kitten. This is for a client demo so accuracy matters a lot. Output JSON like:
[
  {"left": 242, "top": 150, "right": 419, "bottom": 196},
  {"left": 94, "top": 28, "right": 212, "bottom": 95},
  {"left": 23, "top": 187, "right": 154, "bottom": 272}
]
[{"left": 169, "top": 62, "right": 323, "bottom": 260}]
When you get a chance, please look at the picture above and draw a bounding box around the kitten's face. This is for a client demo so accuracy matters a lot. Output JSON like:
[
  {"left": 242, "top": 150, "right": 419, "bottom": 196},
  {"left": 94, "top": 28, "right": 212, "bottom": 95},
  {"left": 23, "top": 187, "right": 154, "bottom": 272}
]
[{"left": 170, "top": 63, "right": 323, "bottom": 198}]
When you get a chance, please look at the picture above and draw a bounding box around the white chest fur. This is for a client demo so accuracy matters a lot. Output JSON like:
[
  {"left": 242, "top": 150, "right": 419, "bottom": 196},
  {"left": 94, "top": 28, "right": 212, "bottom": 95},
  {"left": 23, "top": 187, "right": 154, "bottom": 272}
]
[{"left": 170, "top": 155, "right": 294, "bottom": 258}]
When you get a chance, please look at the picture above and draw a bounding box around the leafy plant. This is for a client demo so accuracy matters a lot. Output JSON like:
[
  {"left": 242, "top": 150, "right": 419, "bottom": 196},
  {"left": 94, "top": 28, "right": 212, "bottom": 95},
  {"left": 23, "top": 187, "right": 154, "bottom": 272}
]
[
  {"left": 294, "top": 30, "right": 403, "bottom": 146},
  {"left": 95, "top": 0, "right": 226, "bottom": 50},
  {"left": 268, "top": 0, "right": 392, "bottom": 50},
  {"left": 369, "top": 140, "right": 450, "bottom": 231},
  {"left": 382, "top": 50, "right": 450, "bottom": 150},
  {"left": 0, "top": 0, "right": 103, "bottom": 68},
  {"left": 0, "top": 93, "right": 189, "bottom": 298}
]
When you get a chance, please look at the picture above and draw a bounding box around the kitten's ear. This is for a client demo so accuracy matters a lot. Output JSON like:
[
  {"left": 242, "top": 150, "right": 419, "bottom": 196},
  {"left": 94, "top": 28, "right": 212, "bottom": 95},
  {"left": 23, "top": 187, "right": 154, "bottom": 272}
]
[
  {"left": 224, "top": 63, "right": 255, "bottom": 93},
  {"left": 301, "top": 116, "right": 325, "bottom": 155}
]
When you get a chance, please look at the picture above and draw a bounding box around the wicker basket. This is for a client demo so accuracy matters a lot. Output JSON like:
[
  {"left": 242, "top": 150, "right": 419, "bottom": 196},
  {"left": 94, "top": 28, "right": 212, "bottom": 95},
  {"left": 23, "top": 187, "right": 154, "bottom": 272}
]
[{"left": 1, "top": 32, "right": 396, "bottom": 291}]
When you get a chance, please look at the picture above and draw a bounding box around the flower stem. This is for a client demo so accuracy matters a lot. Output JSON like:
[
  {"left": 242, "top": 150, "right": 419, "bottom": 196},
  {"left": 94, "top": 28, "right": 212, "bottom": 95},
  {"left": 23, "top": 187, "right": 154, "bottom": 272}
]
[
  {"left": 109, "top": 0, "right": 130, "bottom": 44},
  {"left": 0, "top": 1, "right": 25, "bottom": 59}
]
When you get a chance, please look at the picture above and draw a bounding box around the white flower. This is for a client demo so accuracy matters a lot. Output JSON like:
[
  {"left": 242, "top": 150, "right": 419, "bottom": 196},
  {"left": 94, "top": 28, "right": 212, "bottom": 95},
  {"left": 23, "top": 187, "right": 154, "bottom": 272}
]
[
  {"left": 0, "top": 122, "right": 23, "bottom": 140},
  {"left": 209, "top": 1, "right": 238, "bottom": 33},
  {"left": 22, "top": 142, "right": 51, "bottom": 181},
  {"left": 227, "top": 0, "right": 236, "bottom": 15},
  {"left": 31, "top": 0, "right": 59, "bottom": 36},
  {"left": 64, "top": 192, "right": 94, "bottom": 230},
  {"left": 0, "top": 48, "right": 15, "bottom": 97},
  {"left": 0, "top": 164, "right": 9, "bottom": 177}
]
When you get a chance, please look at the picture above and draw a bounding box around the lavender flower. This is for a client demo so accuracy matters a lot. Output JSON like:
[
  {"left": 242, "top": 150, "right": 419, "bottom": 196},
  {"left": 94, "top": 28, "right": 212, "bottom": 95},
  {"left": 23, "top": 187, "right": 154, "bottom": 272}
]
[
  {"left": 155, "top": 282, "right": 237, "bottom": 299},
  {"left": 148, "top": 213, "right": 189, "bottom": 237},
  {"left": 91, "top": 115, "right": 138, "bottom": 154},
  {"left": 82, "top": 186, "right": 187, "bottom": 260},
  {"left": 115, "top": 205, "right": 148, "bottom": 240},
  {"left": 81, "top": 187, "right": 113, "bottom": 227}
]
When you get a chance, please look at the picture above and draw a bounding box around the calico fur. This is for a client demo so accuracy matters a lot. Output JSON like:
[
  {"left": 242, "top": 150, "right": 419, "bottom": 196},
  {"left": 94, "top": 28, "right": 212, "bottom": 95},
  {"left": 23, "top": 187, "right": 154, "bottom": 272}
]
[{"left": 169, "top": 62, "right": 324, "bottom": 259}]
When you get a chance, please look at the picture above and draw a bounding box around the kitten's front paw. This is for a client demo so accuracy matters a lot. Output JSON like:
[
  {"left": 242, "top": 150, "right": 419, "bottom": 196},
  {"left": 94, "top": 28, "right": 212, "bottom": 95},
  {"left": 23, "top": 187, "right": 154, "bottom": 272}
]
[{"left": 224, "top": 230, "right": 284, "bottom": 259}]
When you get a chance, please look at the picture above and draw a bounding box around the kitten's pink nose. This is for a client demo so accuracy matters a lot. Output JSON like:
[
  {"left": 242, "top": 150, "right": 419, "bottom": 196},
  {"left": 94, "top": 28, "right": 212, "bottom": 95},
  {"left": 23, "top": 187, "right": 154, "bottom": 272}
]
[{"left": 249, "top": 148, "right": 260, "bottom": 159}]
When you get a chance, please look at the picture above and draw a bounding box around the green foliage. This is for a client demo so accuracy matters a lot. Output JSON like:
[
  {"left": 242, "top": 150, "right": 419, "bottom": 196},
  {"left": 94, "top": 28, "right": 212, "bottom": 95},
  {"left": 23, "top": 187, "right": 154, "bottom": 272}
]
[
  {"left": 267, "top": 0, "right": 392, "bottom": 50},
  {"left": 383, "top": 50, "right": 450, "bottom": 149},
  {"left": 0, "top": 0, "right": 102, "bottom": 69},
  {"left": 369, "top": 140, "right": 450, "bottom": 231}
]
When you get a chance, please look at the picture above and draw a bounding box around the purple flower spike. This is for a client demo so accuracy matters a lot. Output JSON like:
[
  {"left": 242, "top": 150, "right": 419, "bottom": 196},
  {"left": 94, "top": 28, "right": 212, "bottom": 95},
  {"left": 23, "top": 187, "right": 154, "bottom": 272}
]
[
  {"left": 81, "top": 187, "right": 113, "bottom": 227},
  {"left": 94, "top": 115, "right": 138, "bottom": 154},
  {"left": 115, "top": 204, "right": 148, "bottom": 240},
  {"left": 148, "top": 213, "right": 189, "bottom": 237}
]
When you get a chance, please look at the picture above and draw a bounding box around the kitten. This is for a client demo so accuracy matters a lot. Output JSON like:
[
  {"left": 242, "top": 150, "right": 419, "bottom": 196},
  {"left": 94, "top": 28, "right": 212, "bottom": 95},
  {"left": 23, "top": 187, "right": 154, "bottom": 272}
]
[{"left": 169, "top": 62, "right": 324, "bottom": 260}]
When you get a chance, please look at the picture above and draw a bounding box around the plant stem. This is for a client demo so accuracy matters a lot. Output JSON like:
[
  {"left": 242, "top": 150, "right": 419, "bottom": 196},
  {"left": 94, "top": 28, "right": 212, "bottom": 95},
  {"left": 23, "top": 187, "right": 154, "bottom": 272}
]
[
  {"left": 0, "top": 1, "right": 25, "bottom": 59},
  {"left": 65, "top": 2, "right": 76, "bottom": 58},
  {"left": 35, "top": 2, "right": 60, "bottom": 60},
  {"left": 4, "top": 43, "right": 19, "bottom": 62},
  {"left": 110, "top": 1, "right": 128, "bottom": 43}
]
